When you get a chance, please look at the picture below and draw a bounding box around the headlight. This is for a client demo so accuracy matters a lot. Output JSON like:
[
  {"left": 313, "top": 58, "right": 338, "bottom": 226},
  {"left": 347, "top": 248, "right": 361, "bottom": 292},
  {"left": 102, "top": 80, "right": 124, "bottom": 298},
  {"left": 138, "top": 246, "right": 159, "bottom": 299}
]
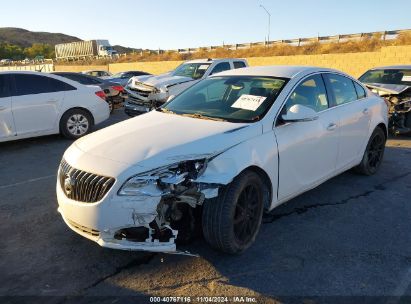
[
  {"left": 118, "top": 159, "right": 207, "bottom": 196},
  {"left": 153, "top": 87, "right": 168, "bottom": 94}
]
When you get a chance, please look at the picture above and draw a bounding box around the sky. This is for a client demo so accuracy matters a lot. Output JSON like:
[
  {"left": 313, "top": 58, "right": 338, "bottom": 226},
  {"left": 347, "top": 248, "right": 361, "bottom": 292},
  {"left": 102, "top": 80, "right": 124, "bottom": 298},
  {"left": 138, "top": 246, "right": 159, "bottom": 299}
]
[{"left": 0, "top": 0, "right": 410, "bottom": 50}]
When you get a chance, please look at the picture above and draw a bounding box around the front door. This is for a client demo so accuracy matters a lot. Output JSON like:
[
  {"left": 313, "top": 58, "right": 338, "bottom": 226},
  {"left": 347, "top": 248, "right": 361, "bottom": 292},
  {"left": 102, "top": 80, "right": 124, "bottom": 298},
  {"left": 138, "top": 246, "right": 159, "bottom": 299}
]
[{"left": 275, "top": 74, "right": 340, "bottom": 201}]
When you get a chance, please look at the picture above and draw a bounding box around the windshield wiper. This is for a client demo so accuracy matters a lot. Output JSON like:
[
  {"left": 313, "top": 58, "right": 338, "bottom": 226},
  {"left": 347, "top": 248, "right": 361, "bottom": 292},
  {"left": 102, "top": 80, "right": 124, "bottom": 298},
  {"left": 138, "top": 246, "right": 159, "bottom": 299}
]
[{"left": 179, "top": 113, "right": 228, "bottom": 122}]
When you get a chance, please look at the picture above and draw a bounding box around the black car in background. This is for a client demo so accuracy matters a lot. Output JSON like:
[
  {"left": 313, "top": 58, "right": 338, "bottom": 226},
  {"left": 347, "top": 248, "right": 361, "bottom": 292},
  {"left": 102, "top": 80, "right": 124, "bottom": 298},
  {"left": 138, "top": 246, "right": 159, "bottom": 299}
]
[{"left": 101, "top": 71, "right": 152, "bottom": 86}]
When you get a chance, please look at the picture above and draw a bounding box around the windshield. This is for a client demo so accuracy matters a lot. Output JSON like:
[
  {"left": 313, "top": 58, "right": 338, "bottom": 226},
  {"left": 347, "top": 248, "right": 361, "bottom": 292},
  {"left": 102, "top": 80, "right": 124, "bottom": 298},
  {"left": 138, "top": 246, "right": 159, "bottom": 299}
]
[
  {"left": 359, "top": 69, "right": 411, "bottom": 86},
  {"left": 172, "top": 63, "right": 211, "bottom": 80},
  {"left": 161, "top": 76, "right": 288, "bottom": 123}
]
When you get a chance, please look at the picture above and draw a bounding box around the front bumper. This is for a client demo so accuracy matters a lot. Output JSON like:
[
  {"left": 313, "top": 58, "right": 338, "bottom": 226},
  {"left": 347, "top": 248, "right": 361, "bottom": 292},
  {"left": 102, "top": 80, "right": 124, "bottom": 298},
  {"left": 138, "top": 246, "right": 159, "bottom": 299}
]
[
  {"left": 124, "top": 101, "right": 151, "bottom": 117},
  {"left": 56, "top": 166, "right": 176, "bottom": 252}
]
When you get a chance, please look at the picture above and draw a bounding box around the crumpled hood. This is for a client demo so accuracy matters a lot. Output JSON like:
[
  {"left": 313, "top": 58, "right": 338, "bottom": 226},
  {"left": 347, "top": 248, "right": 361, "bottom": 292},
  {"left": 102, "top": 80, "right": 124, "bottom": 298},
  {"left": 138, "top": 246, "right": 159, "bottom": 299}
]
[
  {"left": 130, "top": 73, "right": 193, "bottom": 89},
  {"left": 74, "top": 111, "right": 261, "bottom": 171},
  {"left": 365, "top": 83, "right": 410, "bottom": 95}
]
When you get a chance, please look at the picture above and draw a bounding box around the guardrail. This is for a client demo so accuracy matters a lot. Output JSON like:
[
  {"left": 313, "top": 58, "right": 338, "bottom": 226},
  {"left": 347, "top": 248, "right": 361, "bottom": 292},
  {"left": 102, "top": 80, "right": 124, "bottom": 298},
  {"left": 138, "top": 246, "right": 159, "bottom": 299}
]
[
  {"left": 0, "top": 64, "right": 54, "bottom": 72},
  {"left": 141, "top": 29, "right": 411, "bottom": 55}
]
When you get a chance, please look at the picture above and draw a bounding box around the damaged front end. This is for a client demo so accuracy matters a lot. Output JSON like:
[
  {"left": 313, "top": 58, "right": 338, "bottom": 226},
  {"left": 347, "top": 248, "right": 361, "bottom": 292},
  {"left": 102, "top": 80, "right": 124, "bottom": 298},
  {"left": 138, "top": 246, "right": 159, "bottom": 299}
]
[
  {"left": 112, "top": 158, "right": 221, "bottom": 252},
  {"left": 366, "top": 83, "right": 411, "bottom": 135},
  {"left": 124, "top": 81, "right": 169, "bottom": 115}
]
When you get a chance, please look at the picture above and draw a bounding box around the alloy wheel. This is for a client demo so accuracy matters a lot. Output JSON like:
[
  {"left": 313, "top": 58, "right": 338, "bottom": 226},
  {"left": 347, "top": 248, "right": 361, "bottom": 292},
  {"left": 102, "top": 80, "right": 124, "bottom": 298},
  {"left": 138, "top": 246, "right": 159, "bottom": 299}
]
[
  {"left": 367, "top": 133, "right": 385, "bottom": 170},
  {"left": 66, "top": 114, "right": 89, "bottom": 136},
  {"left": 233, "top": 184, "right": 261, "bottom": 246}
]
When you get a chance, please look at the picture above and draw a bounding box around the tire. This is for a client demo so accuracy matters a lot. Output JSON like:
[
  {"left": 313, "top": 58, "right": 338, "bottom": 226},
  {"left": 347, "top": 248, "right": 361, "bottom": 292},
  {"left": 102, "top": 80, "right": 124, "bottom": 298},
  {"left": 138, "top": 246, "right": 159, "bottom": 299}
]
[
  {"left": 202, "top": 171, "right": 264, "bottom": 254},
  {"left": 107, "top": 99, "right": 114, "bottom": 114},
  {"left": 405, "top": 112, "right": 411, "bottom": 129},
  {"left": 355, "top": 127, "right": 386, "bottom": 176},
  {"left": 60, "top": 109, "right": 93, "bottom": 140}
]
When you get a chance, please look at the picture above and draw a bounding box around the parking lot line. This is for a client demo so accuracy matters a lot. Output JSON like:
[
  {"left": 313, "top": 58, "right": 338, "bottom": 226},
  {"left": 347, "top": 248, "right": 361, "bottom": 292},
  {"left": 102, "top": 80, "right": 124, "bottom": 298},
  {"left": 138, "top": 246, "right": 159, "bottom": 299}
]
[{"left": 0, "top": 174, "right": 56, "bottom": 190}]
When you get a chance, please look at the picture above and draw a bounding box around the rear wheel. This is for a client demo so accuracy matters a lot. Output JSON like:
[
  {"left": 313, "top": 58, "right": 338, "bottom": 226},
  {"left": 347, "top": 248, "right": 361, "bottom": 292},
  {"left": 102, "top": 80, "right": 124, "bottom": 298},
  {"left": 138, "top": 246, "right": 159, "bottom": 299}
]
[
  {"left": 202, "top": 171, "right": 264, "bottom": 254},
  {"left": 107, "top": 99, "right": 114, "bottom": 114},
  {"left": 405, "top": 112, "right": 411, "bottom": 130},
  {"left": 355, "top": 127, "right": 386, "bottom": 175},
  {"left": 60, "top": 109, "right": 92, "bottom": 139}
]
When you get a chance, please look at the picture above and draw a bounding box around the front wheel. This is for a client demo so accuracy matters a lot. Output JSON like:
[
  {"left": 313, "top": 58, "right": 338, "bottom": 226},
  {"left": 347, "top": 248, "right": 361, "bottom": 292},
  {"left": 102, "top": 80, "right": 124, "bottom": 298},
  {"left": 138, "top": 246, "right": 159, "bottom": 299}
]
[
  {"left": 355, "top": 127, "right": 386, "bottom": 175},
  {"left": 60, "top": 109, "right": 93, "bottom": 140},
  {"left": 202, "top": 171, "right": 265, "bottom": 254}
]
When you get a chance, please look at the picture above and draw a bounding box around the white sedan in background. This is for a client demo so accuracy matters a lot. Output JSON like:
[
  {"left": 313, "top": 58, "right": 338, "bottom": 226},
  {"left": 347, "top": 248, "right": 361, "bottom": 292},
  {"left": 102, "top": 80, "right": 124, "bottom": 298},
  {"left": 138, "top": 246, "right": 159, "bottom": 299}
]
[
  {"left": 57, "top": 66, "right": 388, "bottom": 255},
  {"left": 0, "top": 71, "right": 110, "bottom": 142}
]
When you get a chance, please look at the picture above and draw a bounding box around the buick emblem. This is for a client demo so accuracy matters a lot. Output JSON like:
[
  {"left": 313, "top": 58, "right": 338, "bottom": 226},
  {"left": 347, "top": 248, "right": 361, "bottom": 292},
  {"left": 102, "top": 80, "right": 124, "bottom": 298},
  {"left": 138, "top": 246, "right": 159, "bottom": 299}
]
[{"left": 64, "top": 173, "right": 74, "bottom": 196}]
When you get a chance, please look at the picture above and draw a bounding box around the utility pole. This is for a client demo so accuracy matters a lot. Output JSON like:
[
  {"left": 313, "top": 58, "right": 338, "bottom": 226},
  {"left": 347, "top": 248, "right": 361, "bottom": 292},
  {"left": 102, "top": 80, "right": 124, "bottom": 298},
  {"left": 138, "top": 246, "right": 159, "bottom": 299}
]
[{"left": 259, "top": 4, "right": 271, "bottom": 46}]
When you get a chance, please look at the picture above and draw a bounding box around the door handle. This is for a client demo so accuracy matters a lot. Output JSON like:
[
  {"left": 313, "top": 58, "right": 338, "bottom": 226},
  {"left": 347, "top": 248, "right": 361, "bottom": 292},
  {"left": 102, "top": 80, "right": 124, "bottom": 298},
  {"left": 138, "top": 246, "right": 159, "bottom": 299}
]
[
  {"left": 327, "top": 123, "right": 337, "bottom": 131},
  {"left": 47, "top": 99, "right": 58, "bottom": 103},
  {"left": 0, "top": 106, "right": 6, "bottom": 111},
  {"left": 362, "top": 108, "right": 369, "bottom": 115}
]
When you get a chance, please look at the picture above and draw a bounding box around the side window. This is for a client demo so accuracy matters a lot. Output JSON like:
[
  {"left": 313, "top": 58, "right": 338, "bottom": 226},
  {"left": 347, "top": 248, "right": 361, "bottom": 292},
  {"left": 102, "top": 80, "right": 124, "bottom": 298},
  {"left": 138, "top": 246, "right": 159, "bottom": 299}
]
[
  {"left": 210, "top": 62, "right": 231, "bottom": 75},
  {"left": 0, "top": 75, "right": 11, "bottom": 98},
  {"left": 13, "top": 74, "right": 75, "bottom": 96},
  {"left": 324, "top": 74, "right": 358, "bottom": 105},
  {"left": 284, "top": 74, "right": 329, "bottom": 113},
  {"left": 353, "top": 81, "right": 367, "bottom": 99},
  {"left": 47, "top": 77, "right": 76, "bottom": 92},
  {"left": 233, "top": 61, "right": 246, "bottom": 69}
]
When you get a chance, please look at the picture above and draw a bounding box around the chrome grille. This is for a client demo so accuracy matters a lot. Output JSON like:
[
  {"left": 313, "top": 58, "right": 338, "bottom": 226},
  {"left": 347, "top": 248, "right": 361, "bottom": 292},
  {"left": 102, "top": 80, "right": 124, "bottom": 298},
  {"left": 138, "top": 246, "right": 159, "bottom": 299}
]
[
  {"left": 59, "top": 159, "right": 115, "bottom": 203},
  {"left": 128, "top": 84, "right": 154, "bottom": 98}
]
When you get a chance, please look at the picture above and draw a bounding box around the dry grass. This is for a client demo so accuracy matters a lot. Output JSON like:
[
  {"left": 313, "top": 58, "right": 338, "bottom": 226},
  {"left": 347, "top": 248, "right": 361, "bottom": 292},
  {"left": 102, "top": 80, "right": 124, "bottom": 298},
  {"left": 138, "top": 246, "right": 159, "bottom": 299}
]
[{"left": 58, "top": 33, "right": 411, "bottom": 66}]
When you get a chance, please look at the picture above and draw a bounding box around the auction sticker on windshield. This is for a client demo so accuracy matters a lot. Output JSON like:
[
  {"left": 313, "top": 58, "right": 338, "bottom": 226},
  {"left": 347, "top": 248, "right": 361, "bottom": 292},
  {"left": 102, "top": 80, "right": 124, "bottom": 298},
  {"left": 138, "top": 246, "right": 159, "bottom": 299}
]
[{"left": 231, "top": 94, "right": 267, "bottom": 111}]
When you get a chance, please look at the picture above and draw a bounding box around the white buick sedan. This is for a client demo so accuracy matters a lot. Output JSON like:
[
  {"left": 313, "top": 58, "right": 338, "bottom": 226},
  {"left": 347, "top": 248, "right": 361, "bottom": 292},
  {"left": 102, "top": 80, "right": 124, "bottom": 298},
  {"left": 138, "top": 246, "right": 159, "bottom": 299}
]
[
  {"left": 57, "top": 66, "right": 388, "bottom": 254},
  {"left": 0, "top": 71, "right": 110, "bottom": 142}
]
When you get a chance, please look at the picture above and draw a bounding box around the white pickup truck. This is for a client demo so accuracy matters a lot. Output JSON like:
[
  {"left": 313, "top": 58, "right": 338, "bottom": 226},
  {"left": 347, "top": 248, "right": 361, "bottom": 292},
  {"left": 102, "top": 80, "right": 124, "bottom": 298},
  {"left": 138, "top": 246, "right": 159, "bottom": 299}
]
[{"left": 124, "top": 58, "right": 248, "bottom": 116}]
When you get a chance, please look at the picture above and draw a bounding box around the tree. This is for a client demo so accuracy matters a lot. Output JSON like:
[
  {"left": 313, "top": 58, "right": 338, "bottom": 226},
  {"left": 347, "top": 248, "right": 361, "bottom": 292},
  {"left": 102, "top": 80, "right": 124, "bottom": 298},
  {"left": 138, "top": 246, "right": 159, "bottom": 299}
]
[{"left": 24, "top": 43, "right": 54, "bottom": 59}]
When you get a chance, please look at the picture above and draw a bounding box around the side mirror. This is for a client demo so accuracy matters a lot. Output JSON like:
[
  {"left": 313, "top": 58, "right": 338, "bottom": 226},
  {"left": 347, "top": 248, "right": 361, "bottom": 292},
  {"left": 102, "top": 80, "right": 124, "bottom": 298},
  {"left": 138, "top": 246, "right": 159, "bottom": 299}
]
[
  {"left": 282, "top": 104, "right": 319, "bottom": 122},
  {"left": 167, "top": 95, "right": 175, "bottom": 102}
]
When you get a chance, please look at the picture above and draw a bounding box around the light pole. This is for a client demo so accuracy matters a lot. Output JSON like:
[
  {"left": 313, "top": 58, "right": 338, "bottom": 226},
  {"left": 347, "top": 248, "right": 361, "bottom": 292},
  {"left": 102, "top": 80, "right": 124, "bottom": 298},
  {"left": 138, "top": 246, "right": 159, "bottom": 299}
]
[{"left": 259, "top": 4, "right": 271, "bottom": 45}]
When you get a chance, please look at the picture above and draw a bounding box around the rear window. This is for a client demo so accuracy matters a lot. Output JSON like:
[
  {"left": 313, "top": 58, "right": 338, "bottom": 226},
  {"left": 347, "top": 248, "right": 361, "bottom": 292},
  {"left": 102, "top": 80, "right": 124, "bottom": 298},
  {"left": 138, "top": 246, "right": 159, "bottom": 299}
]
[
  {"left": 56, "top": 73, "right": 101, "bottom": 85},
  {"left": 13, "top": 74, "right": 76, "bottom": 96},
  {"left": 234, "top": 61, "right": 246, "bottom": 69}
]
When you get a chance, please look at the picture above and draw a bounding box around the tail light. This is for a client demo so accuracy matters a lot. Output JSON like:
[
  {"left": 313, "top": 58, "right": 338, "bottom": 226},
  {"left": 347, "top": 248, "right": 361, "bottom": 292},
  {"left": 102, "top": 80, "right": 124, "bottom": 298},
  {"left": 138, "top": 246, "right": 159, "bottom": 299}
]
[
  {"left": 111, "top": 85, "right": 125, "bottom": 93},
  {"left": 95, "top": 91, "right": 107, "bottom": 101}
]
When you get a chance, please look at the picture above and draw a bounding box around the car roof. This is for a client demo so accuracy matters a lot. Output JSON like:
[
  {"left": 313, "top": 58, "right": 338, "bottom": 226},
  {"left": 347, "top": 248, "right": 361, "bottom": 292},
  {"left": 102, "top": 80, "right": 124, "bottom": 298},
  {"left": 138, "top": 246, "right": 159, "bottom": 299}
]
[
  {"left": 212, "top": 65, "right": 340, "bottom": 79},
  {"left": 0, "top": 70, "right": 86, "bottom": 88},
  {"left": 185, "top": 58, "right": 246, "bottom": 64},
  {"left": 0, "top": 70, "right": 48, "bottom": 75},
  {"left": 367, "top": 65, "right": 411, "bottom": 70}
]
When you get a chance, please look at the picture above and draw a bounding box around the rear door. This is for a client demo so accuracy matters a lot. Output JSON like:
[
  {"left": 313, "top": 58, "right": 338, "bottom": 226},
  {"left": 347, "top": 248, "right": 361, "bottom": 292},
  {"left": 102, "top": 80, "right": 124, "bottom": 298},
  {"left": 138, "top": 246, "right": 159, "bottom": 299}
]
[
  {"left": 11, "top": 74, "right": 73, "bottom": 135},
  {"left": 323, "top": 73, "right": 371, "bottom": 169},
  {"left": 0, "top": 74, "right": 16, "bottom": 139}
]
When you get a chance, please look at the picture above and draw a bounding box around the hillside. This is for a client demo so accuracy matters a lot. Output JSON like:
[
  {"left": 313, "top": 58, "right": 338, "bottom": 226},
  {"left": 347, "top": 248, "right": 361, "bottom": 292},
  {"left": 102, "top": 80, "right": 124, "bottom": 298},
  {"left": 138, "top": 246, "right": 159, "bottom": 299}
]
[{"left": 0, "top": 27, "right": 81, "bottom": 48}]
